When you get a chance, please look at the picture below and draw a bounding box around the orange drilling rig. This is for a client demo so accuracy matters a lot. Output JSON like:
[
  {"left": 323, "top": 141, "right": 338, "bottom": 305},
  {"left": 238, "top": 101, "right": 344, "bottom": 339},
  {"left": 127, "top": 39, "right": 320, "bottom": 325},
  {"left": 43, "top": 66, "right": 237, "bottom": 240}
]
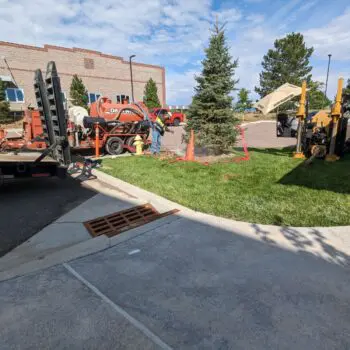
[{"left": 0, "top": 97, "right": 152, "bottom": 155}]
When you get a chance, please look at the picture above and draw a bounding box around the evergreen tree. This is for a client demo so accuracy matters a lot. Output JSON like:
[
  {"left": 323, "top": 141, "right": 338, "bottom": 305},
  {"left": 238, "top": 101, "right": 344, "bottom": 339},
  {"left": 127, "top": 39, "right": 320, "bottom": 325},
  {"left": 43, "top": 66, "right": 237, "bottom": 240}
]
[
  {"left": 0, "top": 79, "right": 10, "bottom": 121},
  {"left": 143, "top": 78, "right": 161, "bottom": 109},
  {"left": 235, "top": 88, "right": 253, "bottom": 111},
  {"left": 255, "top": 33, "right": 314, "bottom": 98},
  {"left": 343, "top": 78, "right": 350, "bottom": 95},
  {"left": 70, "top": 75, "right": 88, "bottom": 109},
  {"left": 342, "top": 79, "right": 350, "bottom": 115},
  {"left": 186, "top": 21, "right": 239, "bottom": 154},
  {"left": 308, "top": 81, "right": 331, "bottom": 110}
]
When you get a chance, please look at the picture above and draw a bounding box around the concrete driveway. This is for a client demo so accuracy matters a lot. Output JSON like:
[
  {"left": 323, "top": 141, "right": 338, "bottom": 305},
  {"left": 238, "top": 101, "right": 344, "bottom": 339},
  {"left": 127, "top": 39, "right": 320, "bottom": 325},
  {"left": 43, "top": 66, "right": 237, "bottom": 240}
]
[
  {"left": 242, "top": 121, "right": 296, "bottom": 148},
  {"left": 162, "top": 126, "right": 186, "bottom": 153},
  {"left": 162, "top": 122, "right": 350, "bottom": 152},
  {"left": 1, "top": 213, "right": 350, "bottom": 349},
  {"left": 162, "top": 122, "right": 296, "bottom": 153}
]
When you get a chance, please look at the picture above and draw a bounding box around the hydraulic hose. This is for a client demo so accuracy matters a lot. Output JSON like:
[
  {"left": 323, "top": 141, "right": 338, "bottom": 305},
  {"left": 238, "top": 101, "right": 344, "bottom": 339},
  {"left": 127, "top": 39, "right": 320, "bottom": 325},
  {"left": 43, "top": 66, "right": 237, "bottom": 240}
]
[{"left": 96, "top": 96, "right": 104, "bottom": 118}]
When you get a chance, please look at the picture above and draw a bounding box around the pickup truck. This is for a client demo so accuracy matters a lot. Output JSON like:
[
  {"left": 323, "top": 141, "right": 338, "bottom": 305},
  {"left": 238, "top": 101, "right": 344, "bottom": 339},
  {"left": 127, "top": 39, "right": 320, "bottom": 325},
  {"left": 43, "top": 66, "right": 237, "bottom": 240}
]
[{"left": 149, "top": 108, "right": 185, "bottom": 126}]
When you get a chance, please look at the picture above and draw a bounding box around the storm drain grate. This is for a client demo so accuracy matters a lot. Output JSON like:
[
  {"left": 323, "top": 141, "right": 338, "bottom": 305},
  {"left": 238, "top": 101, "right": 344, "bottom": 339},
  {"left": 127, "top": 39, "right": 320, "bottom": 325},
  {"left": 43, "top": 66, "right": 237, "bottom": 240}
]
[{"left": 84, "top": 204, "right": 179, "bottom": 237}]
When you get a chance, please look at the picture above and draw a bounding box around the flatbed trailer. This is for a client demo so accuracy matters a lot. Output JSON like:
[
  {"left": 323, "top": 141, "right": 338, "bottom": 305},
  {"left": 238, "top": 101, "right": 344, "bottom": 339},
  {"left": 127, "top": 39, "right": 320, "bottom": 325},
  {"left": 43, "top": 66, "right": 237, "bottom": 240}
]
[
  {"left": 0, "top": 61, "right": 70, "bottom": 185},
  {"left": 0, "top": 152, "right": 66, "bottom": 184}
]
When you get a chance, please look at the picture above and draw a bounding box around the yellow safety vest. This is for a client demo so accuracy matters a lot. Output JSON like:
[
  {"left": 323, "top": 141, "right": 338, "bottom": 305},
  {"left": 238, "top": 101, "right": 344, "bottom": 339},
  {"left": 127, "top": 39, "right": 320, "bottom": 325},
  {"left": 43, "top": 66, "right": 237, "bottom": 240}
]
[{"left": 155, "top": 116, "right": 165, "bottom": 135}]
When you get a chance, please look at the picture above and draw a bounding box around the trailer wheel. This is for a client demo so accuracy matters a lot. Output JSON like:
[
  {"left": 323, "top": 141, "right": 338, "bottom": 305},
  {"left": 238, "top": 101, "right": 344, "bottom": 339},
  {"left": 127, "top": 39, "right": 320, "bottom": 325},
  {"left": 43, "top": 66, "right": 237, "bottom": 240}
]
[
  {"left": 125, "top": 136, "right": 136, "bottom": 153},
  {"left": 105, "top": 137, "right": 124, "bottom": 155},
  {"left": 126, "top": 136, "right": 135, "bottom": 147}
]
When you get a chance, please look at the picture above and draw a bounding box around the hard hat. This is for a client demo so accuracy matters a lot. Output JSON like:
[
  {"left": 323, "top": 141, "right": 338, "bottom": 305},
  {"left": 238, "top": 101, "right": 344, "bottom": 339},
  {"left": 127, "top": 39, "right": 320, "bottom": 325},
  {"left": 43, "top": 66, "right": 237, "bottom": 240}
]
[{"left": 134, "top": 135, "right": 142, "bottom": 141}]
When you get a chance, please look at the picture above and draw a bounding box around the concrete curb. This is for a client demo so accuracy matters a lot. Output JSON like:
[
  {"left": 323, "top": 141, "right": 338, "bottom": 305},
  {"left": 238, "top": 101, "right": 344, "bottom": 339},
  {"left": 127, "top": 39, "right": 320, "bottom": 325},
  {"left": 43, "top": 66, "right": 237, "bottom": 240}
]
[
  {"left": 92, "top": 169, "right": 350, "bottom": 232},
  {"left": 91, "top": 169, "right": 350, "bottom": 266},
  {"left": 92, "top": 169, "right": 188, "bottom": 213}
]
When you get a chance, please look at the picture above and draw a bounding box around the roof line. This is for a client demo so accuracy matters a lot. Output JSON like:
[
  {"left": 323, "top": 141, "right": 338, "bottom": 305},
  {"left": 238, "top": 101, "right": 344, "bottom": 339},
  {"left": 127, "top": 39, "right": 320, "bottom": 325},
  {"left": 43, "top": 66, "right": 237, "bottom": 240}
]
[{"left": 0, "top": 41, "right": 164, "bottom": 70}]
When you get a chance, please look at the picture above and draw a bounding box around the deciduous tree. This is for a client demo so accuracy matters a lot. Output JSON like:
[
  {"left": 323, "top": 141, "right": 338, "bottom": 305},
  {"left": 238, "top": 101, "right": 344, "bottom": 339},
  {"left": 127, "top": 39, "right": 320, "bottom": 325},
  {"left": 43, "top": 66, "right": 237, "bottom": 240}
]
[{"left": 308, "top": 81, "right": 331, "bottom": 110}]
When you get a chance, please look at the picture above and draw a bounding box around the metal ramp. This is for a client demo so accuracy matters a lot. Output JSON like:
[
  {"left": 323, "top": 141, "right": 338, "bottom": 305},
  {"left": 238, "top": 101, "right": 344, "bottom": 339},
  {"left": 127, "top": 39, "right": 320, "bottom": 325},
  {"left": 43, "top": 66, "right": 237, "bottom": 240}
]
[{"left": 33, "top": 61, "right": 71, "bottom": 168}]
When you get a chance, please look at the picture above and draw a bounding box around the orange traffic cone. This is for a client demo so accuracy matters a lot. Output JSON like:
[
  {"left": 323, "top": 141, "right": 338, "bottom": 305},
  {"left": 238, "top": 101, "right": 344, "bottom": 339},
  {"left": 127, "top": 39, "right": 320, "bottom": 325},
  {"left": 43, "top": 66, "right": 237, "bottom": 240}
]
[{"left": 185, "top": 129, "right": 195, "bottom": 161}]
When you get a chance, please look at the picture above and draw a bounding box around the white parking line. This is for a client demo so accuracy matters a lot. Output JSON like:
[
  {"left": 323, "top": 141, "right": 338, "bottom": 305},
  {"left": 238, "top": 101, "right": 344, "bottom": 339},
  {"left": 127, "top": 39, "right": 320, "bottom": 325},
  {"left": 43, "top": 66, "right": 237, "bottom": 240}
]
[{"left": 63, "top": 262, "right": 173, "bottom": 350}]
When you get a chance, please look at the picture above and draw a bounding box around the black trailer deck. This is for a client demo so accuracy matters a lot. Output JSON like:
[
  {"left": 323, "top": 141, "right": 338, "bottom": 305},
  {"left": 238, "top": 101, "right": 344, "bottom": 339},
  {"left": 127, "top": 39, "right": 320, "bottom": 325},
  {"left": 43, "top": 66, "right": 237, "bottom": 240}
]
[
  {"left": 0, "top": 153, "right": 56, "bottom": 163},
  {"left": 0, "top": 152, "right": 65, "bottom": 183}
]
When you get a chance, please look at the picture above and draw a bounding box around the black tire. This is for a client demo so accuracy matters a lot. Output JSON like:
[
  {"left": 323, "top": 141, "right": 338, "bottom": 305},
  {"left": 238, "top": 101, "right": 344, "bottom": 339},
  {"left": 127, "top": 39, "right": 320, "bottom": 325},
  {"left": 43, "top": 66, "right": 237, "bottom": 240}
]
[
  {"left": 105, "top": 136, "right": 124, "bottom": 155},
  {"left": 276, "top": 123, "right": 283, "bottom": 137},
  {"left": 173, "top": 118, "right": 181, "bottom": 126},
  {"left": 126, "top": 136, "right": 135, "bottom": 147},
  {"left": 125, "top": 136, "right": 136, "bottom": 152}
]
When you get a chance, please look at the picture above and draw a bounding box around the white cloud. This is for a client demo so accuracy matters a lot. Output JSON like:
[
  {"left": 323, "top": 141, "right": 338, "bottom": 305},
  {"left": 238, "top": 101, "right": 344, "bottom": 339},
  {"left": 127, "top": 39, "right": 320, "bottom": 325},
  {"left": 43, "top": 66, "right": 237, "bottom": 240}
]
[
  {"left": 213, "top": 8, "right": 242, "bottom": 29},
  {"left": 246, "top": 14, "right": 265, "bottom": 24},
  {"left": 310, "top": 65, "right": 350, "bottom": 100},
  {"left": 304, "top": 8, "right": 350, "bottom": 60},
  {"left": 298, "top": 0, "right": 318, "bottom": 13},
  {"left": 0, "top": 0, "right": 292, "bottom": 104},
  {"left": 244, "top": 0, "right": 264, "bottom": 3},
  {"left": 166, "top": 70, "right": 198, "bottom": 105},
  {"left": 0, "top": 0, "right": 349, "bottom": 104}
]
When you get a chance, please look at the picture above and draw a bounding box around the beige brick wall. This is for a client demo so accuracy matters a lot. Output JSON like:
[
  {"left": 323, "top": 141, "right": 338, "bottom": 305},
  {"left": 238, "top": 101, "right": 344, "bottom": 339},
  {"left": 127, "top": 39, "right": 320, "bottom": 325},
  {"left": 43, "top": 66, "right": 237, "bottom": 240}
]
[{"left": 0, "top": 41, "right": 165, "bottom": 111}]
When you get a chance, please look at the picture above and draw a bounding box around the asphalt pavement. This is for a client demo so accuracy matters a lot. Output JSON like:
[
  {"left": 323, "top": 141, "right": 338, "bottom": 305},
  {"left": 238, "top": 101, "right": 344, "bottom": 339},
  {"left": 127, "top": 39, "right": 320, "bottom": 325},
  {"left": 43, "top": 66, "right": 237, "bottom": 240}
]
[
  {"left": 0, "top": 177, "right": 95, "bottom": 257},
  {"left": 1, "top": 215, "right": 350, "bottom": 349}
]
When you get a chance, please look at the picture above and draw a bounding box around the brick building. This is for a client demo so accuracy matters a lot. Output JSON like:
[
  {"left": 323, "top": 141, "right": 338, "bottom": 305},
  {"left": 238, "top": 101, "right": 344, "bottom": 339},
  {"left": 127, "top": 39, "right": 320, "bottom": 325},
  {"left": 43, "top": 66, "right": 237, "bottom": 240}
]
[{"left": 0, "top": 41, "right": 165, "bottom": 113}]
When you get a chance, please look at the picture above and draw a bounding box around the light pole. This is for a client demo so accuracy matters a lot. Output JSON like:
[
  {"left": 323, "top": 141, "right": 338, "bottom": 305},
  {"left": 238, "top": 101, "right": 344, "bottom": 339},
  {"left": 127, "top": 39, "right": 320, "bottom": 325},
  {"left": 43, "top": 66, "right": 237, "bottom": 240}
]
[
  {"left": 129, "top": 54, "right": 136, "bottom": 103},
  {"left": 324, "top": 54, "right": 332, "bottom": 99}
]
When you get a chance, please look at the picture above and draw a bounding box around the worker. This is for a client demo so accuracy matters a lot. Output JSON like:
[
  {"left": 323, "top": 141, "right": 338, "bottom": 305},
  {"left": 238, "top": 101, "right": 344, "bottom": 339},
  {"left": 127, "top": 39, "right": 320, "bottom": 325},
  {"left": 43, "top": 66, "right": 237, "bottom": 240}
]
[{"left": 151, "top": 109, "right": 173, "bottom": 155}]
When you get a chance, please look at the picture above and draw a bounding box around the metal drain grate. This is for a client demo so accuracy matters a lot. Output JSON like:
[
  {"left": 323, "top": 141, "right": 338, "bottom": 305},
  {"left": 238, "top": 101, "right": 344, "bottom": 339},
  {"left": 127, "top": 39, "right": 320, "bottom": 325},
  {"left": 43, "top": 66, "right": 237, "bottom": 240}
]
[{"left": 84, "top": 204, "right": 179, "bottom": 237}]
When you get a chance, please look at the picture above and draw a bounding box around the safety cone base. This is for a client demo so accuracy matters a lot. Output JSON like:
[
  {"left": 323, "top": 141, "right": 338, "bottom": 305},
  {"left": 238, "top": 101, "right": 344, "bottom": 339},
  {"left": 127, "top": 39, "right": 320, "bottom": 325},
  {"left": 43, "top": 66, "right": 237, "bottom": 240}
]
[{"left": 293, "top": 152, "right": 305, "bottom": 159}]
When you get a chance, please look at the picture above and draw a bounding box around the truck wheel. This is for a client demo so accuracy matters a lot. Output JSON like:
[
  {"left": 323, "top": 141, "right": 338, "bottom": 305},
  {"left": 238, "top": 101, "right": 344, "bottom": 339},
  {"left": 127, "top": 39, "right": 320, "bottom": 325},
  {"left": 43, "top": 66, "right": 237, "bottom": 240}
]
[
  {"left": 105, "top": 137, "right": 124, "bottom": 155},
  {"left": 173, "top": 118, "right": 181, "bottom": 126}
]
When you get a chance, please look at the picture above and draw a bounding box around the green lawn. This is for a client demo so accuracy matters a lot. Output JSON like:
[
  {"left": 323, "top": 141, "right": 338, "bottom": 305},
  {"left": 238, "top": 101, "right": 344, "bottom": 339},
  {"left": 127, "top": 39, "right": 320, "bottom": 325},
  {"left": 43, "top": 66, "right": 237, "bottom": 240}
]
[{"left": 101, "top": 149, "right": 350, "bottom": 227}]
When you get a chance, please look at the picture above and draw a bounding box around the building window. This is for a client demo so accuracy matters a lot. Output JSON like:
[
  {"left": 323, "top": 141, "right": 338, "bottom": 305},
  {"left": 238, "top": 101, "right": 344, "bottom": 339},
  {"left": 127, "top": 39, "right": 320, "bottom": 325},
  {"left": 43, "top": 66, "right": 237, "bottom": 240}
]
[
  {"left": 84, "top": 58, "right": 95, "bottom": 69},
  {"left": 116, "top": 94, "right": 129, "bottom": 103},
  {"left": 88, "top": 92, "right": 101, "bottom": 104},
  {"left": 5, "top": 88, "right": 25, "bottom": 103}
]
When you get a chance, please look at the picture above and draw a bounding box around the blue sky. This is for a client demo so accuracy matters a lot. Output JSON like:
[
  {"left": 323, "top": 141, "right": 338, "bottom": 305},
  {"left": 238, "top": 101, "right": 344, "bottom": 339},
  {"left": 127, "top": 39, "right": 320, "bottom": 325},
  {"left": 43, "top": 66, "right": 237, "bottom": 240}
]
[{"left": 1, "top": 0, "right": 349, "bottom": 105}]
